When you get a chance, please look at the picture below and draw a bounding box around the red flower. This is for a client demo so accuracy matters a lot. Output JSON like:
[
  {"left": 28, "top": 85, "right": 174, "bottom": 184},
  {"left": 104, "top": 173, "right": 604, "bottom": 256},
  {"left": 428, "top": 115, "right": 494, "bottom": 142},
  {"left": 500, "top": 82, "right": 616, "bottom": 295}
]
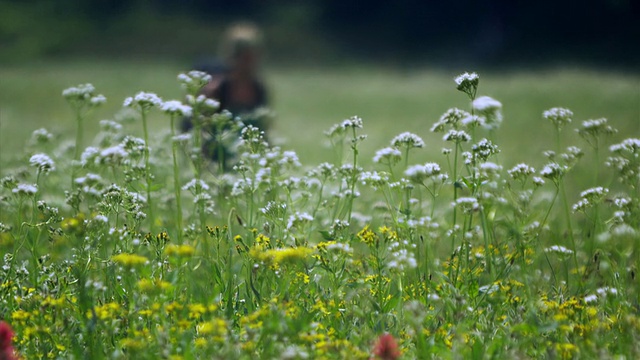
[
  {"left": 0, "top": 321, "right": 17, "bottom": 360},
  {"left": 372, "top": 333, "right": 401, "bottom": 360}
]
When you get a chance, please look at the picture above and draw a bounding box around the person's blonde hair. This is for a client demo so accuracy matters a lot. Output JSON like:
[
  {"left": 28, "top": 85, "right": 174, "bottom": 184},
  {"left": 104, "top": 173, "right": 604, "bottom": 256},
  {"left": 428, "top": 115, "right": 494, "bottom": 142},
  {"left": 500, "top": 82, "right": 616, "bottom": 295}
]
[{"left": 220, "top": 22, "right": 263, "bottom": 61}]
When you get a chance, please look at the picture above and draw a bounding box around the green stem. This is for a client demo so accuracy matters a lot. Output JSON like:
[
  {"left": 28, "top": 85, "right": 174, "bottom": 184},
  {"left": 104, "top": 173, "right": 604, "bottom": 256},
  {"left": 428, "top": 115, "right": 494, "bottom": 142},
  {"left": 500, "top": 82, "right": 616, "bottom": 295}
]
[
  {"left": 141, "top": 110, "right": 154, "bottom": 231},
  {"left": 170, "top": 116, "right": 183, "bottom": 243}
]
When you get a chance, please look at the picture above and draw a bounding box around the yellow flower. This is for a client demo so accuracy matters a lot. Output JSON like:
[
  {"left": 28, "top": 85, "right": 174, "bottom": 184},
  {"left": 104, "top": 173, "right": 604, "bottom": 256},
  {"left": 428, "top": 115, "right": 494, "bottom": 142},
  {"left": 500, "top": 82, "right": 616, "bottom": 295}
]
[
  {"left": 357, "top": 225, "right": 377, "bottom": 246},
  {"left": 111, "top": 253, "right": 148, "bottom": 267},
  {"left": 250, "top": 246, "right": 313, "bottom": 265},
  {"left": 164, "top": 244, "right": 196, "bottom": 257}
]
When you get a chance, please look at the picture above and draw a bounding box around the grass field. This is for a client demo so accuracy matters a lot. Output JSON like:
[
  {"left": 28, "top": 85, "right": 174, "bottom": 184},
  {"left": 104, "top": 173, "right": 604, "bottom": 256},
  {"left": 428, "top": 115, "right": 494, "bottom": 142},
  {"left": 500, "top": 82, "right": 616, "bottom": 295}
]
[
  {"left": 1, "top": 60, "right": 638, "bottom": 168},
  {"left": 0, "top": 60, "right": 638, "bottom": 358}
]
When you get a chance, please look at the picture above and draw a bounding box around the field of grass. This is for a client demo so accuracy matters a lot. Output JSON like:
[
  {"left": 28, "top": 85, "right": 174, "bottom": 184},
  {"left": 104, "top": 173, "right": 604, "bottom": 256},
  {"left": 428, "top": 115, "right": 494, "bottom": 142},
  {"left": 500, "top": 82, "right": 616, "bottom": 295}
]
[{"left": 0, "top": 60, "right": 638, "bottom": 359}]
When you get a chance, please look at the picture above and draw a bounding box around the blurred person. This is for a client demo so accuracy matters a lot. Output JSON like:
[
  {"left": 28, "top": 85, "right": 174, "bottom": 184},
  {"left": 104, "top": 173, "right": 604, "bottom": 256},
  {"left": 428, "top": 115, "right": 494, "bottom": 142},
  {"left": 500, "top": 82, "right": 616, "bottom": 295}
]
[{"left": 182, "top": 22, "right": 270, "bottom": 168}]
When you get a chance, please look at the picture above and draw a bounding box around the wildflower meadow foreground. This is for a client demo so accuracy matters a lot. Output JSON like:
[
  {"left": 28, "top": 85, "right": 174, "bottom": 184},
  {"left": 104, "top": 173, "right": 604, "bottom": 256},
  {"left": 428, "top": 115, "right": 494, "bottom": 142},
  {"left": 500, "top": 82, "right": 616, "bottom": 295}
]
[{"left": 0, "top": 71, "right": 638, "bottom": 359}]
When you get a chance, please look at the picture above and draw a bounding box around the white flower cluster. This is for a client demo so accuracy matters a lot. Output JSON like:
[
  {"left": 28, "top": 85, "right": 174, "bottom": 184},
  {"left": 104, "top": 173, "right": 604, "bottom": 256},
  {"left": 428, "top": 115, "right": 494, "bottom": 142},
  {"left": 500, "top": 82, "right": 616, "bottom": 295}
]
[
  {"left": 161, "top": 100, "right": 193, "bottom": 117},
  {"left": 472, "top": 96, "right": 503, "bottom": 130},
  {"left": 325, "top": 116, "right": 364, "bottom": 137},
  {"left": 99, "top": 119, "right": 123, "bottom": 133},
  {"left": 454, "top": 72, "right": 479, "bottom": 97},
  {"left": 577, "top": 118, "right": 617, "bottom": 138},
  {"left": 543, "top": 107, "right": 573, "bottom": 129},
  {"left": 387, "top": 241, "right": 417, "bottom": 271},
  {"left": 391, "top": 132, "right": 425, "bottom": 149},
  {"left": 123, "top": 92, "right": 163, "bottom": 109},
  {"left": 360, "top": 171, "right": 389, "bottom": 188},
  {"left": 443, "top": 129, "right": 471, "bottom": 143},
  {"left": 29, "top": 153, "right": 55, "bottom": 174},
  {"left": 540, "top": 162, "right": 566, "bottom": 180},
  {"left": 431, "top": 108, "right": 469, "bottom": 132},
  {"left": 404, "top": 162, "right": 443, "bottom": 183},
  {"left": 185, "top": 94, "right": 220, "bottom": 111},
  {"left": 584, "top": 287, "right": 618, "bottom": 303},
  {"left": 544, "top": 245, "right": 573, "bottom": 255},
  {"left": 452, "top": 197, "right": 481, "bottom": 213},
  {"left": 609, "top": 138, "right": 640, "bottom": 153},
  {"left": 287, "top": 211, "right": 314, "bottom": 230},
  {"left": 507, "top": 163, "right": 536, "bottom": 180},
  {"left": 572, "top": 187, "right": 609, "bottom": 213},
  {"left": 373, "top": 147, "right": 402, "bottom": 164},
  {"left": 182, "top": 178, "right": 210, "bottom": 193},
  {"left": 12, "top": 183, "right": 38, "bottom": 196},
  {"left": 62, "top": 83, "right": 106, "bottom": 107},
  {"left": 177, "top": 71, "right": 212, "bottom": 93},
  {"left": 30, "top": 128, "right": 54, "bottom": 144}
]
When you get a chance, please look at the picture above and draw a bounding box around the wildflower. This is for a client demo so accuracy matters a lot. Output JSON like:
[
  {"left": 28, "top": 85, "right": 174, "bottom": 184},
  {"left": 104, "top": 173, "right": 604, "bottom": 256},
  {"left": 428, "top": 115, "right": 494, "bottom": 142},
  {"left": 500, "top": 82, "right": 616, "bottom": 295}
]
[
  {"left": 182, "top": 179, "right": 210, "bottom": 192},
  {"left": 544, "top": 245, "right": 573, "bottom": 255},
  {"left": 431, "top": 108, "right": 469, "bottom": 132},
  {"left": 90, "top": 94, "right": 107, "bottom": 106},
  {"left": 443, "top": 129, "right": 471, "bottom": 143},
  {"left": 0, "top": 321, "right": 18, "bottom": 360},
  {"left": 404, "top": 162, "right": 441, "bottom": 183},
  {"left": 161, "top": 100, "right": 193, "bottom": 117},
  {"left": 453, "top": 197, "right": 481, "bottom": 213},
  {"left": 250, "top": 246, "right": 313, "bottom": 265},
  {"left": 62, "top": 83, "right": 95, "bottom": 101},
  {"left": 178, "top": 70, "right": 212, "bottom": 93},
  {"left": 454, "top": 72, "right": 479, "bottom": 99},
  {"left": 99, "top": 119, "right": 123, "bottom": 133},
  {"left": 186, "top": 94, "right": 220, "bottom": 111},
  {"left": 29, "top": 153, "right": 55, "bottom": 174},
  {"left": 540, "top": 163, "right": 565, "bottom": 181},
  {"left": 12, "top": 183, "right": 38, "bottom": 196},
  {"left": 372, "top": 333, "right": 401, "bottom": 360},
  {"left": 577, "top": 118, "right": 617, "bottom": 140},
  {"left": 472, "top": 96, "right": 502, "bottom": 130},
  {"left": 373, "top": 147, "right": 402, "bottom": 165},
  {"left": 583, "top": 294, "right": 598, "bottom": 303},
  {"left": 172, "top": 133, "right": 192, "bottom": 144},
  {"left": 472, "top": 138, "right": 499, "bottom": 161},
  {"left": 111, "top": 253, "right": 148, "bottom": 268},
  {"left": 609, "top": 138, "right": 640, "bottom": 153},
  {"left": 360, "top": 171, "right": 389, "bottom": 188},
  {"left": 387, "top": 245, "right": 417, "bottom": 271},
  {"left": 287, "top": 212, "right": 313, "bottom": 230},
  {"left": 391, "top": 132, "right": 425, "bottom": 149},
  {"left": 508, "top": 163, "right": 535, "bottom": 180},
  {"left": 532, "top": 176, "right": 545, "bottom": 186},
  {"left": 123, "top": 91, "right": 163, "bottom": 110},
  {"left": 30, "top": 128, "right": 53, "bottom": 144},
  {"left": 543, "top": 107, "right": 573, "bottom": 130},
  {"left": 460, "top": 114, "right": 486, "bottom": 128},
  {"left": 164, "top": 244, "right": 196, "bottom": 257}
]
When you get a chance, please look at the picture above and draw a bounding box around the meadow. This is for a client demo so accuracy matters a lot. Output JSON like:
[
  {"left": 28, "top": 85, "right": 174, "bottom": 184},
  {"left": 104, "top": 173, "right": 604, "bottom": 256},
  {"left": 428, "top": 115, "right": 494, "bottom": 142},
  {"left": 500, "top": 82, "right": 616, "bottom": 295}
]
[{"left": 0, "top": 61, "right": 638, "bottom": 359}]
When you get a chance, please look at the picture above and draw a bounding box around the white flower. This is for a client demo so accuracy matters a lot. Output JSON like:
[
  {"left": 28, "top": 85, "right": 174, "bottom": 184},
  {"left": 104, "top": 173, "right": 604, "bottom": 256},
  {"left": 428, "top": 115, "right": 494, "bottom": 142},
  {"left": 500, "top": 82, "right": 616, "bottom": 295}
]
[
  {"left": 373, "top": 147, "right": 402, "bottom": 164},
  {"left": 62, "top": 83, "right": 95, "bottom": 100},
  {"left": 455, "top": 72, "right": 479, "bottom": 87},
  {"left": 443, "top": 130, "right": 471, "bottom": 142},
  {"left": 473, "top": 96, "right": 502, "bottom": 130},
  {"left": 540, "top": 163, "right": 565, "bottom": 180},
  {"left": 12, "top": 183, "right": 38, "bottom": 196},
  {"left": 90, "top": 94, "right": 107, "bottom": 106},
  {"left": 287, "top": 212, "right": 314, "bottom": 230},
  {"left": 29, "top": 153, "right": 55, "bottom": 173},
  {"left": 172, "top": 133, "right": 192, "bottom": 144},
  {"left": 161, "top": 100, "right": 193, "bottom": 117},
  {"left": 583, "top": 294, "right": 598, "bottom": 303},
  {"left": 391, "top": 132, "right": 425, "bottom": 149},
  {"left": 182, "top": 179, "right": 210, "bottom": 192},
  {"left": 543, "top": 107, "right": 573, "bottom": 129},
  {"left": 544, "top": 245, "right": 573, "bottom": 255},
  {"left": 30, "top": 128, "right": 53, "bottom": 143},
  {"left": 508, "top": 163, "right": 535, "bottom": 179},
  {"left": 99, "top": 120, "right": 123, "bottom": 132},
  {"left": 431, "top": 108, "right": 469, "bottom": 132},
  {"left": 123, "top": 92, "right": 163, "bottom": 109},
  {"left": 404, "top": 163, "right": 441, "bottom": 183},
  {"left": 609, "top": 138, "right": 640, "bottom": 153}
]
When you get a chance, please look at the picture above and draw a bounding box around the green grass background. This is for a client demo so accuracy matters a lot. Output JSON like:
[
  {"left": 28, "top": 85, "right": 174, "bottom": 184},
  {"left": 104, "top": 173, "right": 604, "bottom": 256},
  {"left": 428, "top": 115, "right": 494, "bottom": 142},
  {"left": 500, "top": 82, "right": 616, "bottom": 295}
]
[{"left": 1, "top": 60, "right": 638, "bottom": 185}]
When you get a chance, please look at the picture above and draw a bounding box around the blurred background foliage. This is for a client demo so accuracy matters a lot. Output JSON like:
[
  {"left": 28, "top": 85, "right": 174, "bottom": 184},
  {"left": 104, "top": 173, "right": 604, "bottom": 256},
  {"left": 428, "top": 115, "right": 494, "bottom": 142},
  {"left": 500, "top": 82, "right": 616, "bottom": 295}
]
[{"left": 1, "top": 0, "right": 639, "bottom": 67}]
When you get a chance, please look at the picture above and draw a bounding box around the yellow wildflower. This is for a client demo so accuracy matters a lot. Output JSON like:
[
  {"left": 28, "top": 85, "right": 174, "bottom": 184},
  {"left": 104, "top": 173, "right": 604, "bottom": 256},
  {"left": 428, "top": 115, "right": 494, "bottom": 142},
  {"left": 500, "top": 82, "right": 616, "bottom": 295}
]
[{"left": 111, "top": 253, "right": 148, "bottom": 267}]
